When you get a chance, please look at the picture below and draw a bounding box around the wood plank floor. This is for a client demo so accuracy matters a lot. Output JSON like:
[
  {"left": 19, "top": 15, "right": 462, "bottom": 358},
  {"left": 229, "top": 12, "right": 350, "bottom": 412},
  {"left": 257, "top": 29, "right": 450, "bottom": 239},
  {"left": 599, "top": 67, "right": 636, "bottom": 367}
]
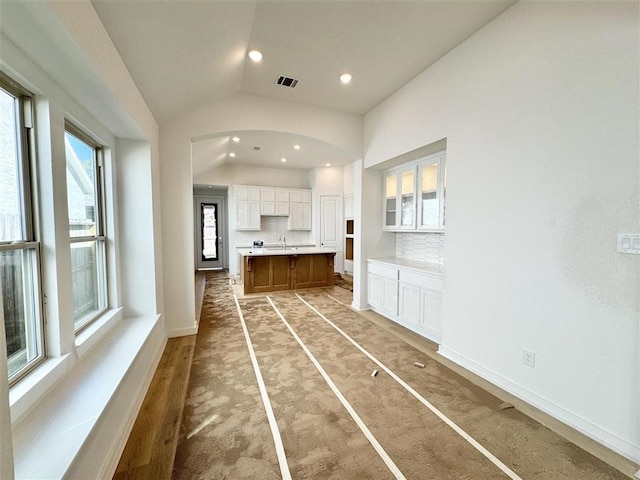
[
  {"left": 113, "top": 335, "right": 196, "bottom": 480},
  {"left": 113, "top": 272, "right": 205, "bottom": 480}
]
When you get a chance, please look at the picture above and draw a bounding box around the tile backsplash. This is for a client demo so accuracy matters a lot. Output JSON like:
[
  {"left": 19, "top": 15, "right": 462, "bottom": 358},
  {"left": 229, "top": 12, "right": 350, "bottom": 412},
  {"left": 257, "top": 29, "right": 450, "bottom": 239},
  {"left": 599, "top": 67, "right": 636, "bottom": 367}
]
[
  {"left": 396, "top": 232, "right": 445, "bottom": 265},
  {"left": 232, "top": 216, "right": 313, "bottom": 247}
]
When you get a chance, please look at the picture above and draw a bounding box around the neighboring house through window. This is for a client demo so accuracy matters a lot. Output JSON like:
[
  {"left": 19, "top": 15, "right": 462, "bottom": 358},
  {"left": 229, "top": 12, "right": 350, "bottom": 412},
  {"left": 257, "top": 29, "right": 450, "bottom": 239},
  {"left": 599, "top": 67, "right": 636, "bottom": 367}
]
[
  {"left": 64, "top": 124, "right": 108, "bottom": 331},
  {"left": 0, "top": 73, "right": 45, "bottom": 383}
]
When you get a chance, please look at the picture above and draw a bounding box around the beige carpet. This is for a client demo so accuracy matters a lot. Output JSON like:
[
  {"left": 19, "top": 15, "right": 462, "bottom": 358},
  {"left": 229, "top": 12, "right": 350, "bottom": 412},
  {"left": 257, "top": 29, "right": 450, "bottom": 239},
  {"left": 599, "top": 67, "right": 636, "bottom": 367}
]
[{"left": 172, "top": 271, "right": 629, "bottom": 479}]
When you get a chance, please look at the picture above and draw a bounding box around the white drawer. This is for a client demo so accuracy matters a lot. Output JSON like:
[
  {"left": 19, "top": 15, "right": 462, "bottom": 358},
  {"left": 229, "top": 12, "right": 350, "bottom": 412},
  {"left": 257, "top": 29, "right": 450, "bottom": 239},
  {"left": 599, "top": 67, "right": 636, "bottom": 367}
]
[
  {"left": 399, "top": 268, "right": 443, "bottom": 291},
  {"left": 368, "top": 262, "right": 398, "bottom": 280}
]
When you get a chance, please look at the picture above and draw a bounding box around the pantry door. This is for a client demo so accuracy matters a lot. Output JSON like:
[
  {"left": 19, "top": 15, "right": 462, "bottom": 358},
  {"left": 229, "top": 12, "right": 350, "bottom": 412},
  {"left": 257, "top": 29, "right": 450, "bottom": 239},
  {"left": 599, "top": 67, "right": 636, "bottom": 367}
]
[{"left": 320, "top": 195, "right": 342, "bottom": 273}]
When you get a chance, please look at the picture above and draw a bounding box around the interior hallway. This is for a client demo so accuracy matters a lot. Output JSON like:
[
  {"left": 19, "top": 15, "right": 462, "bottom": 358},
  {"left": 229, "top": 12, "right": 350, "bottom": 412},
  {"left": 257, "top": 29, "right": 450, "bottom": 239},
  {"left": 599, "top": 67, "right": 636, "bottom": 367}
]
[{"left": 115, "top": 272, "right": 635, "bottom": 479}]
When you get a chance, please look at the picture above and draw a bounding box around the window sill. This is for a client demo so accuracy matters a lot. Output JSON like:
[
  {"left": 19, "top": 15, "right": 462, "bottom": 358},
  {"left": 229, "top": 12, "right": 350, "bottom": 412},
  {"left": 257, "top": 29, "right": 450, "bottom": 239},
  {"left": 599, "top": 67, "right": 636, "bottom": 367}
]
[
  {"left": 10, "top": 313, "right": 163, "bottom": 480},
  {"left": 9, "top": 307, "right": 124, "bottom": 426},
  {"left": 75, "top": 307, "right": 124, "bottom": 358}
]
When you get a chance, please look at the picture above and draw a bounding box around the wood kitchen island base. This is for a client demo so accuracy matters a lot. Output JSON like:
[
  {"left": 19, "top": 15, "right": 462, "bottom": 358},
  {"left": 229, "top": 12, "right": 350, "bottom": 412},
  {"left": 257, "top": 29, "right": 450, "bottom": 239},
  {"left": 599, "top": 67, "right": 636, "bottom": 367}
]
[{"left": 242, "top": 251, "right": 335, "bottom": 295}]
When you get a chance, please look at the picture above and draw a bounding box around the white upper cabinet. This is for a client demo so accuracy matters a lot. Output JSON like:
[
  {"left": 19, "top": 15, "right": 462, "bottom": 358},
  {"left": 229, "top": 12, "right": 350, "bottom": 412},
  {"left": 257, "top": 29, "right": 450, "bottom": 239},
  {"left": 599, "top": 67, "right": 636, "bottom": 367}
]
[
  {"left": 233, "top": 185, "right": 311, "bottom": 230},
  {"left": 384, "top": 172, "right": 398, "bottom": 229},
  {"left": 261, "top": 188, "right": 290, "bottom": 216},
  {"left": 288, "top": 189, "right": 312, "bottom": 230},
  {"left": 417, "top": 153, "right": 445, "bottom": 230},
  {"left": 235, "top": 186, "right": 261, "bottom": 230},
  {"left": 383, "top": 151, "right": 446, "bottom": 231},
  {"left": 384, "top": 166, "right": 416, "bottom": 230},
  {"left": 399, "top": 167, "right": 416, "bottom": 229},
  {"left": 290, "top": 189, "right": 311, "bottom": 203}
]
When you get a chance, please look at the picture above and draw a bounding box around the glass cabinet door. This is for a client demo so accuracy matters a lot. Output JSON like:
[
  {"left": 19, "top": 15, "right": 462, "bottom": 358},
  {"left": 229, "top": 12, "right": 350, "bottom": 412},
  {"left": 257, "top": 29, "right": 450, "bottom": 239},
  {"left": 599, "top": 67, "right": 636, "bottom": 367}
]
[
  {"left": 419, "top": 161, "right": 439, "bottom": 229},
  {"left": 385, "top": 173, "right": 398, "bottom": 227},
  {"left": 400, "top": 168, "right": 415, "bottom": 227}
]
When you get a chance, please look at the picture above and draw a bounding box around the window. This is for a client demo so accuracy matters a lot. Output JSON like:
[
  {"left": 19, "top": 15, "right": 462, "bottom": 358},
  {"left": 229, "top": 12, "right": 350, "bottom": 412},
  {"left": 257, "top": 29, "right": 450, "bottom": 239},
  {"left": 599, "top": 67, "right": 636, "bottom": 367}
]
[
  {"left": 64, "top": 125, "right": 107, "bottom": 331},
  {"left": 0, "top": 74, "right": 45, "bottom": 382}
]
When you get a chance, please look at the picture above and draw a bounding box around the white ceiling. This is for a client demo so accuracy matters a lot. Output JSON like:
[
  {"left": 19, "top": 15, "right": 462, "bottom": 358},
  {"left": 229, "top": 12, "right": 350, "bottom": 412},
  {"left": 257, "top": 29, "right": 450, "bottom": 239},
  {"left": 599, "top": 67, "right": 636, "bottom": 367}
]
[{"left": 91, "top": 0, "right": 516, "bottom": 173}]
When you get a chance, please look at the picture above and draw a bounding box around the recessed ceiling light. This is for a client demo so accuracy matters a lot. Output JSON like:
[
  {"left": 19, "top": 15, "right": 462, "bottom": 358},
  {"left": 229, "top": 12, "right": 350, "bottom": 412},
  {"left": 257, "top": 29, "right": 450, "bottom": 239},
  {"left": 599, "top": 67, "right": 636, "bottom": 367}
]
[
  {"left": 248, "top": 50, "right": 263, "bottom": 62},
  {"left": 232, "top": 136, "right": 240, "bottom": 143},
  {"left": 229, "top": 152, "right": 236, "bottom": 158},
  {"left": 326, "top": 163, "right": 332, "bottom": 167},
  {"left": 339, "top": 73, "right": 352, "bottom": 84},
  {"left": 281, "top": 158, "right": 287, "bottom": 163},
  {"left": 293, "top": 144, "right": 301, "bottom": 150}
]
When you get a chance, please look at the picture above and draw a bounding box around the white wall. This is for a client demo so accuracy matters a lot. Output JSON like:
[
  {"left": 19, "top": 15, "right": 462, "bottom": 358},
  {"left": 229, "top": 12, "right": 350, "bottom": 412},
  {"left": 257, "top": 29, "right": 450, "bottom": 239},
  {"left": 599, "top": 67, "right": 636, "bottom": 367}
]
[
  {"left": 160, "top": 93, "right": 363, "bottom": 335},
  {"left": 363, "top": 1, "right": 639, "bottom": 461},
  {"left": 343, "top": 162, "right": 355, "bottom": 196},
  {"left": 196, "top": 163, "right": 310, "bottom": 188}
]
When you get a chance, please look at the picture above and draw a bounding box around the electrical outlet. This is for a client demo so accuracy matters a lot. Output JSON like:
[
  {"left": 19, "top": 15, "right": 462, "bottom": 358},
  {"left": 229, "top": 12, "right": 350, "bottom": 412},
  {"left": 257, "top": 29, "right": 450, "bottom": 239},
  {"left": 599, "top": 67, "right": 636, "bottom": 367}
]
[{"left": 522, "top": 349, "right": 536, "bottom": 368}]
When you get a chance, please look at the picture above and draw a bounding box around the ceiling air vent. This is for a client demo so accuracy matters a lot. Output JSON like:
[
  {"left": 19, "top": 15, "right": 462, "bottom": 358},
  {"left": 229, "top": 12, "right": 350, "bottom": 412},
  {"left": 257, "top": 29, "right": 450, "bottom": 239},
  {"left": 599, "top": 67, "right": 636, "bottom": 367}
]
[{"left": 275, "top": 75, "right": 299, "bottom": 88}]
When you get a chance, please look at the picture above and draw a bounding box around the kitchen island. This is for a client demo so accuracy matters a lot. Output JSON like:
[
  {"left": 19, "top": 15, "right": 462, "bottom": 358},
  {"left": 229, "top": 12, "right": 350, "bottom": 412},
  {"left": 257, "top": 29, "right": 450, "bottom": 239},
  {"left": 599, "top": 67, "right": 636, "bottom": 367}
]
[{"left": 238, "top": 247, "right": 336, "bottom": 294}]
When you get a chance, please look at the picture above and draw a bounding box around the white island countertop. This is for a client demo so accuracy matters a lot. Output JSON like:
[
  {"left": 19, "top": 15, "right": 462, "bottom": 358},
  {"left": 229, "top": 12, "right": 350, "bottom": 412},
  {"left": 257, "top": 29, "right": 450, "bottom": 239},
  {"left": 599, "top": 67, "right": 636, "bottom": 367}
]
[{"left": 238, "top": 246, "right": 337, "bottom": 257}]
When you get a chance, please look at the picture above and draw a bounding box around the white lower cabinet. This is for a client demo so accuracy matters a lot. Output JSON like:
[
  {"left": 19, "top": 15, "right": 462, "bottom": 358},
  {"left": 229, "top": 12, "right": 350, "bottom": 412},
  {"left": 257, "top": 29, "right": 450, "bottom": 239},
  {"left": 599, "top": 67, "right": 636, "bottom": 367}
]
[
  {"left": 421, "top": 289, "right": 442, "bottom": 340},
  {"left": 398, "top": 282, "right": 421, "bottom": 329},
  {"left": 368, "top": 259, "right": 443, "bottom": 343}
]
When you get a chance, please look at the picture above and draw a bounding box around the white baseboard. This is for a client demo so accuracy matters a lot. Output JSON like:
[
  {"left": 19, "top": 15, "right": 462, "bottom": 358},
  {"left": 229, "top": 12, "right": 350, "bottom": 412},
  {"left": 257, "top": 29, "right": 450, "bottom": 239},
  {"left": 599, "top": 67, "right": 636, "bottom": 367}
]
[
  {"left": 438, "top": 345, "right": 640, "bottom": 464},
  {"left": 167, "top": 325, "right": 198, "bottom": 337}
]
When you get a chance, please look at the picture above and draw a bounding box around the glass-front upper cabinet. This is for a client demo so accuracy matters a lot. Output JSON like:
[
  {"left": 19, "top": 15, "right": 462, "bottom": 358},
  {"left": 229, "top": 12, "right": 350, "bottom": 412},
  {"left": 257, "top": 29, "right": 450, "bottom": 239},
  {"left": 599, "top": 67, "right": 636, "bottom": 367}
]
[
  {"left": 383, "top": 151, "right": 446, "bottom": 232},
  {"left": 384, "top": 166, "right": 416, "bottom": 230},
  {"left": 384, "top": 172, "right": 398, "bottom": 228},
  {"left": 400, "top": 168, "right": 415, "bottom": 228},
  {"left": 418, "top": 155, "right": 444, "bottom": 229}
]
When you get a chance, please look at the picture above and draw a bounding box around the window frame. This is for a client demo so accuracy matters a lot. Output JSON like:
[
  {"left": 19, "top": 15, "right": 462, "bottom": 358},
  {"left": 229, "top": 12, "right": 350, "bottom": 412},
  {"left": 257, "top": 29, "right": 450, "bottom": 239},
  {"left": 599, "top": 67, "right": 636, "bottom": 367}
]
[
  {"left": 64, "top": 122, "right": 109, "bottom": 333},
  {"left": 0, "top": 71, "right": 46, "bottom": 385}
]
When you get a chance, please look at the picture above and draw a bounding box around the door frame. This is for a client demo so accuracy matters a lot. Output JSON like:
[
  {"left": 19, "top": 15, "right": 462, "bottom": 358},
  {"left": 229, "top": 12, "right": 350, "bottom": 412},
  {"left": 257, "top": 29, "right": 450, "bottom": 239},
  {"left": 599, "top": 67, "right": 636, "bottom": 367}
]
[
  {"left": 319, "top": 194, "right": 343, "bottom": 273},
  {"left": 194, "top": 193, "right": 227, "bottom": 270}
]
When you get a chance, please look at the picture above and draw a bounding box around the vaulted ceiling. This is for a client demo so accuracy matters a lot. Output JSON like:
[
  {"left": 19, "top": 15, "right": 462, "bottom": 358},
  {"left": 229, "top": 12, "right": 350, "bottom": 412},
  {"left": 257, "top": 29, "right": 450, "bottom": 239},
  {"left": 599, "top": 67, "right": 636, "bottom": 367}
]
[{"left": 91, "top": 1, "right": 516, "bottom": 171}]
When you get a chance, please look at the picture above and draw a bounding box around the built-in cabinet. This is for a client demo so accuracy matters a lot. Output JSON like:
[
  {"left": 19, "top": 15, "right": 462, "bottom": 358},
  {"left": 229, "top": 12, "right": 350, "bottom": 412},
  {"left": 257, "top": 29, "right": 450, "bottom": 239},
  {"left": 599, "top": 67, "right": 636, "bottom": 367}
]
[
  {"left": 261, "top": 188, "right": 290, "bottom": 216},
  {"left": 384, "top": 151, "right": 446, "bottom": 231},
  {"left": 235, "top": 186, "right": 261, "bottom": 231},
  {"left": 288, "top": 189, "right": 312, "bottom": 230},
  {"left": 344, "top": 194, "right": 354, "bottom": 274},
  {"left": 233, "top": 185, "right": 311, "bottom": 231},
  {"left": 367, "top": 259, "right": 443, "bottom": 343}
]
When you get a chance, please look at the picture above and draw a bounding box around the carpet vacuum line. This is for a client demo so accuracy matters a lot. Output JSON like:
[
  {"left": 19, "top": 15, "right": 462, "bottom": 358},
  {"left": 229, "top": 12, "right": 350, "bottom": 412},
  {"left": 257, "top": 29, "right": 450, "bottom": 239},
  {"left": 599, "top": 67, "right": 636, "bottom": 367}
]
[
  {"left": 297, "top": 293, "right": 524, "bottom": 480},
  {"left": 266, "top": 295, "right": 407, "bottom": 480},
  {"left": 233, "top": 294, "right": 292, "bottom": 480}
]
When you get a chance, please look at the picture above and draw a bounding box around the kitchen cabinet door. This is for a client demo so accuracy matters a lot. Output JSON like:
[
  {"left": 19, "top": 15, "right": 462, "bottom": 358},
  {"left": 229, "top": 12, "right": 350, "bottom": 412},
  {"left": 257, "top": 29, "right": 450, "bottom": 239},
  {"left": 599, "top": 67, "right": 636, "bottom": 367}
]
[
  {"left": 289, "top": 202, "right": 311, "bottom": 230},
  {"left": 381, "top": 278, "right": 399, "bottom": 317},
  {"left": 290, "top": 189, "right": 311, "bottom": 203},
  {"left": 235, "top": 186, "right": 260, "bottom": 230},
  {"left": 420, "top": 289, "right": 442, "bottom": 342},
  {"left": 384, "top": 172, "right": 398, "bottom": 229},
  {"left": 399, "top": 282, "right": 420, "bottom": 328},
  {"left": 418, "top": 154, "right": 445, "bottom": 230}
]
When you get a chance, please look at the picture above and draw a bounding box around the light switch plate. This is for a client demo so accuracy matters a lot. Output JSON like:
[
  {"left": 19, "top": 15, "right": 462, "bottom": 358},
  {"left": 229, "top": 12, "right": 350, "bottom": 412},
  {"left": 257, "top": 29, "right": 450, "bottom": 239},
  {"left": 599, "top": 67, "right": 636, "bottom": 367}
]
[{"left": 616, "top": 234, "right": 640, "bottom": 254}]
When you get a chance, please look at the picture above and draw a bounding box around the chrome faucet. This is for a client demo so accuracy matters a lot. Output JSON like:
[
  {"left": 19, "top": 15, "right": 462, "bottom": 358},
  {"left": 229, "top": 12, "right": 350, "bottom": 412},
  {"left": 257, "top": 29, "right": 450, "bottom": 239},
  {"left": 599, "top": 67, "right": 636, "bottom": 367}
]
[{"left": 278, "top": 233, "right": 286, "bottom": 249}]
